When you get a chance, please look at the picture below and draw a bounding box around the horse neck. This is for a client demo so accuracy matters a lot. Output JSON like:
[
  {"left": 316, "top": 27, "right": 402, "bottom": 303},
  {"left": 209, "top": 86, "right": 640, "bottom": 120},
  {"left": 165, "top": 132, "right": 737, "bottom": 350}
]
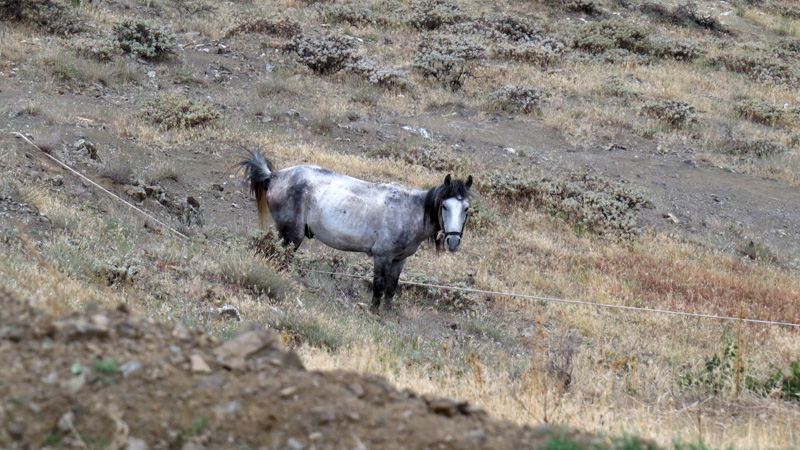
[{"left": 421, "top": 186, "right": 441, "bottom": 240}]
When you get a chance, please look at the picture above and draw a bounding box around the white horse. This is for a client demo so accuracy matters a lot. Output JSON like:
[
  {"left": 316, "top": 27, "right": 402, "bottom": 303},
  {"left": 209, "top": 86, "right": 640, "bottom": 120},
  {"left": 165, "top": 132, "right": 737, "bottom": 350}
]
[{"left": 241, "top": 151, "right": 474, "bottom": 311}]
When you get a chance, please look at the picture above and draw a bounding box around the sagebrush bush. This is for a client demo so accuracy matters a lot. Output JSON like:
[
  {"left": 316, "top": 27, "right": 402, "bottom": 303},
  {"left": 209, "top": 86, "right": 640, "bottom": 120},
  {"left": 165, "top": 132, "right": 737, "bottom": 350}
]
[
  {"left": 70, "top": 38, "right": 118, "bottom": 63},
  {"left": 285, "top": 32, "right": 356, "bottom": 75},
  {"left": 482, "top": 172, "right": 652, "bottom": 237},
  {"left": 719, "top": 138, "right": 787, "bottom": 158},
  {"left": 112, "top": 20, "right": 177, "bottom": 61},
  {"left": 641, "top": 99, "right": 698, "bottom": 128},
  {"left": 407, "top": 0, "right": 466, "bottom": 30},
  {"left": 140, "top": 93, "right": 220, "bottom": 130},
  {"left": 347, "top": 58, "right": 412, "bottom": 90},
  {"left": 640, "top": 2, "right": 729, "bottom": 33},
  {"left": 495, "top": 39, "right": 567, "bottom": 66},
  {"left": 225, "top": 17, "right": 301, "bottom": 38},
  {"left": 480, "top": 13, "right": 543, "bottom": 42},
  {"left": 489, "top": 85, "right": 547, "bottom": 114},
  {"left": 0, "top": 0, "right": 84, "bottom": 35},
  {"left": 318, "top": 2, "right": 388, "bottom": 26},
  {"left": 547, "top": 0, "right": 604, "bottom": 15},
  {"left": 734, "top": 98, "right": 798, "bottom": 126},
  {"left": 715, "top": 52, "right": 798, "bottom": 86},
  {"left": 371, "top": 144, "right": 467, "bottom": 172},
  {"left": 571, "top": 20, "right": 701, "bottom": 61},
  {"left": 413, "top": 33, "right": 485, "bottom": 91},
  {"left": 602, "top": 75, "right": 639, "bottom": 97}
]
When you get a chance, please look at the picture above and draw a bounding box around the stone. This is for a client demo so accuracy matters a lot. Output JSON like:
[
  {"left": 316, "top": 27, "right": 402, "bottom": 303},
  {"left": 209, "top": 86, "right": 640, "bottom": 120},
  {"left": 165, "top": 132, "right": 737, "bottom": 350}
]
[
  {"left": 124, "top": 186, "right": 147, "bottom": 203},
  {"left": 190, "top": 354, "right": 212, "bottom": 373},
  {"left": 126, "top": 437, "right": 149, "bottom": 450},
  {"left": 120, "top": 360, "right": 142, "bottom": 378},
  {"left": 286, "top": 438, "right": 305, "bottom": 450},
  {"left": 347, "top": 382, "right": 365, "bottom": 398},
  {"left": 53, "top": 315, "right": 109, "bottom": 342},
  {"left": 423, "top": 396, "right": 470, "bottom": 417},
  {"left": 310, "top": 407, "right": 336, "bottom": 425},
  {"left": 213, "top": 325, "right": 303, "bottom": 371}
]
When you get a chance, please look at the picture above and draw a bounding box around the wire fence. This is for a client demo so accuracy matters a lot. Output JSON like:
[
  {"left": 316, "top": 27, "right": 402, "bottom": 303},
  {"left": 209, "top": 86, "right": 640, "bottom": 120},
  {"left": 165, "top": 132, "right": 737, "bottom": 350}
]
[{"left": 10, "top": 131, "right": 800, "bottom": 329}]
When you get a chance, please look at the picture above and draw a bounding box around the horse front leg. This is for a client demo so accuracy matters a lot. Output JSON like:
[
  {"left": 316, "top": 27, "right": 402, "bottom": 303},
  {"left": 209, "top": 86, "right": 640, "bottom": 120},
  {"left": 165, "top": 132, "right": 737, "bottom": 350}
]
[
  {"left": 383, "top": 258, "right": 407, "bottom": 312},
  {"left": 371, "top": 257, "right": 390, "bottom": 313}
]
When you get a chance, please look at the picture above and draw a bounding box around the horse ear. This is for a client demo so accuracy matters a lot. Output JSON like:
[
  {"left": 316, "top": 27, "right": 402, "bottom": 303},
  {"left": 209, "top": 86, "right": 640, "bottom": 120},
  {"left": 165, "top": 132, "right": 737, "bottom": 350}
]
[
  {"left": 465, "top": 175, "right": 473, "bottom": 189},
  {"left": 444, "top": 174, "right": 451, "bottom": 186}
]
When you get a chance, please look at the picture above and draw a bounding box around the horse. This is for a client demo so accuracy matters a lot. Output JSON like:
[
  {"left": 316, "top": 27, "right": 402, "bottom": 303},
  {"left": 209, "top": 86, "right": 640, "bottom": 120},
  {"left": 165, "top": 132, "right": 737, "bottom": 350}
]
[{"left": 240, "top": 151, "right": 474, "bottom": 311}]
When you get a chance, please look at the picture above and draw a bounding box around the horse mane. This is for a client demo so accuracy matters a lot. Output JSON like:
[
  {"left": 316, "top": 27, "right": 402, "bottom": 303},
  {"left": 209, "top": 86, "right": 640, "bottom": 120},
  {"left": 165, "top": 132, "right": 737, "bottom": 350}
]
[{"left": 424, "top": 176, "right": 473, "bottom": 253}]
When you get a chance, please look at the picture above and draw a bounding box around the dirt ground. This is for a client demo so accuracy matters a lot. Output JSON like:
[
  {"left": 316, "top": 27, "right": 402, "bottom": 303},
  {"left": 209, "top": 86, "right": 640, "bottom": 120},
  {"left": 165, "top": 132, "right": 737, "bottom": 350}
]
[{"left": 0, "top": 288, "right": 651, "bottom": 450}]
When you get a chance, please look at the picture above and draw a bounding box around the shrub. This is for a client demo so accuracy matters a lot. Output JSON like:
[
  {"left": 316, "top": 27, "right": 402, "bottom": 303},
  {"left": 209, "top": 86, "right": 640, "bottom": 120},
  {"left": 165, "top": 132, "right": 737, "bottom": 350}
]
[
  {"left": 70, "top": 38, "right": 118, "bottom": 63},
  {"left": 494, "top": 39, "right": 567, "bottom": 66},
  {"left": 318, "top": 2, "right": 387, "bottom": 26},
  {"left": 482, "top": 172, "right": 653, "bottom": 237},
  {"left": 640, "top": 2, "right": 730, "bottom": 34},
  {"left": 413, "top": 33, "right": 485, "bottom": 91},
  {"left": 546, "top": 0, "right": 604, "bottom": 16},
  {"left": 371, "top": 144, "right": 467, "bottom": 172},
  {"left": 111, "top": 20, "right": 177, "bottom": 61},
  {"left": 766, "top": 0, "right": 800, "bottom": 19},
  {"left": 284, "top": 32, "right": 356, "bottom": 75},
  {"left": 734, "top": 98, "right": 798, "bottom": 126},
  {"left": 571, "top": 20, "right": 701, "bottom": 61},
  {"left": 407, "top": 0, "right": 466, "bottom": 30},
  {"left": 602, "top": 75, "right": 639, "bottom": 97},
  {"left": 641, "top": 99, "right": 698, "bottom": 128},
  {"left": 718, "top": 138, "right": 787, "bottom": 158},
  {"left": 141, "top": 93, "right": 220, "bottom": 130},
  {"left": 715, "top": 52, "right": 798, "bottom": 86},
  {"left": 0, "top": 0, "right": 84, "bottom": 35},
  {"left": 347, "top": 58, "right": 413, "bottom": 90},
  {"left": 488, "top": 85, "right": 547, "bottom": 114},
  {"left": 480, "top": 13, "right": 543, "bottom": 42},
  {"left": 219, "top": 254, "right": 292, "bottom": 300},
  {"left": 224, "top": 17, "right": 301, "bottom": 38}
]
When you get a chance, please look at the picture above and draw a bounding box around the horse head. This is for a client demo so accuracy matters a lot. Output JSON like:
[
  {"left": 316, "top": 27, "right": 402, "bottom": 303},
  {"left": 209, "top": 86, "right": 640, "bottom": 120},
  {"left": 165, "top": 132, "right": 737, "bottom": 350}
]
[{"left": 427, "top": 174, "right": 474, "bottom": 253}]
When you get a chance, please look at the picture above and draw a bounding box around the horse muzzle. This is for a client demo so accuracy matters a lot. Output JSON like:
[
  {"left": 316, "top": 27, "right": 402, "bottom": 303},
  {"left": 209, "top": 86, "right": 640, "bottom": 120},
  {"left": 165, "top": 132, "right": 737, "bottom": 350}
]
[{"left": 444, "top": 233, "right": 461, "bottom": 252}]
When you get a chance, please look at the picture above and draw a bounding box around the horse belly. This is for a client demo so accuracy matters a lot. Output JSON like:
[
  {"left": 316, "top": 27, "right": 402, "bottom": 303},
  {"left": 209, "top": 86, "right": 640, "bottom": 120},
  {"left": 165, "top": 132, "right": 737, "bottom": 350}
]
[{"left": 307, "top": 205, "right": 377, "bottom": 253}]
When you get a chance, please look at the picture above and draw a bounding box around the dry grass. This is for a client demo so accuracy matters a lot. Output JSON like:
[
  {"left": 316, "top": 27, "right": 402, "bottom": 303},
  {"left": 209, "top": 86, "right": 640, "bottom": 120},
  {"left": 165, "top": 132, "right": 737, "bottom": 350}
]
[{"left": 3, "top": 0, "right": 800, "bottom": 448}]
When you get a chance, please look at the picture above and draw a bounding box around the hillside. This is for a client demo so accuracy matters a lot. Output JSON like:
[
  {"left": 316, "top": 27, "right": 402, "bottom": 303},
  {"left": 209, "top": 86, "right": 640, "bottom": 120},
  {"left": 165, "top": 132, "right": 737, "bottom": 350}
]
[{"left": 1, "top": 0, "right": 800, "bottom": 448}]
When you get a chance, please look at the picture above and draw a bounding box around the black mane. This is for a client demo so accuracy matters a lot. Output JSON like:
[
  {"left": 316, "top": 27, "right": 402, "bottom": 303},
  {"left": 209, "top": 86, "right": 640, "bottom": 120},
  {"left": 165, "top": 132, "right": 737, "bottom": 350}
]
[{"left": 424, "top": 177, "right": 473, "bottom": 253}]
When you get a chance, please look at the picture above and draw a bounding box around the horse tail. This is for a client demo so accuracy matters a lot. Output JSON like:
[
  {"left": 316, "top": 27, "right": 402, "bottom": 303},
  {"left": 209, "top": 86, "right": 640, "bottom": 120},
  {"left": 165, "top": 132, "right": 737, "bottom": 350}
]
[{"left": 240, "top": 151, "right": 274, "bottom": 229}]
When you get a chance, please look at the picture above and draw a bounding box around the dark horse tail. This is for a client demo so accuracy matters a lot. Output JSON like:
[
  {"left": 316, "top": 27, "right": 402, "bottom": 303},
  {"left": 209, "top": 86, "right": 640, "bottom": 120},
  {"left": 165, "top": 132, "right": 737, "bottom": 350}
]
[{"left": 240, "top": 151, "right": 274, "bottom": 229}]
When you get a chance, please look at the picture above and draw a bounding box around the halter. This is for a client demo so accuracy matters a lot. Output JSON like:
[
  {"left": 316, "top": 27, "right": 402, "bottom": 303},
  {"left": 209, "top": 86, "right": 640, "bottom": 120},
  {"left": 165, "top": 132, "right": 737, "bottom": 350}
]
[{"left": 436, "top": 197, "right": 468, "bottom": 242}]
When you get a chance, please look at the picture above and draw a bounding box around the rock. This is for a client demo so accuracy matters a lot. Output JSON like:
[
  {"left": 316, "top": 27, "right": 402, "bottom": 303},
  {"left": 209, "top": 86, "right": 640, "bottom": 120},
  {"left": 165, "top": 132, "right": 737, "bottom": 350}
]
[
  {"left": 126, "top": 437, "right": 149, "bottom": 450},
  {"left": 190, "top": 354, "right": 212, "bottom": 373},
  {"left": 124, "top": 186, "right": 147, "bottom": 203},
  {"left": 213, "top": 325, "right": 303, "bottom": 371},
  {"left": 120, "top": 360, "right": 142, "bottom": 378},
  {"left": 310, "top": 407, "right": 336, "bottom": 425},
  {"left": 466, "top": 429, "right": 487, "bottom": 443},
  {"left": 6, "top": 422, "right": 25, "bottom": 439},
  {"left": 211, "top": 183, "right": 224, "bottom": 192},
  {"left": 423, "top": 396, "right": 470, "bottom": 417},
  {"left": 57, "top": 411, "right": 75, "bottom": 432},
  {"left": 217, "top": 400, "right": 242, "bottom": 415},
  {"left": 663, "top": 213, "right": 680, "bottom": 224},
  {"left": 53, "top": 315, "right": 110, "bottom": 342},
  {"left": 347, "top": 382, "right": 365, "bottom": 398},
  {"left": 286, "top": 438, "right": 306, "bottom": 450},
  {"left": 279, "top": 386, "right": 297, "bottom": 398},
  {"left": 61, "top": 372, "right": 87, "bottom": 394},
  {"left": 173, "top": 323, "right": 190, "bottom": 340},
  {"left": 181, "top": 443, "right": 205, "bottom": 450}
]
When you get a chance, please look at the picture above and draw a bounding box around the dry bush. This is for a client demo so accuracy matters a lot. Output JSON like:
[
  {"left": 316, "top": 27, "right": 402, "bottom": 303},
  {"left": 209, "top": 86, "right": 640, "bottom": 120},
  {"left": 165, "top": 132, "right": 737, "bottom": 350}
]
[
  {"left": 284, "top": 32, "right": 356, "bottom": 75},
  {"left": 347, "top": 58, "right": 413, "bottom": 90},
  {"left": 546, "top": 0, "right": 604, "bottom": 16},
  {"left": 640, "top": 2, "right": 730, "bottom": 34},
  {"left": 413, "top": 32, "right": 485, "bottom": 91},
  {"left": 318, "top": 2, "right": 388, "bottom": 26},
  {"left": 488, "top": 85, "right": 548, "bottom": 115},
  {"left": 764, "top": 0, "right": 800, "bottom": 19},
  {"left": 224, "top": 17, "right": 301, "bottom": 38},
  {"left": 734, "top": 98, "right": 799, "bottom": 126},
  {"left": 494, "top": 39, "right": 567, "bottom": 66},
  {"left": 111, "top": 20, "right": 177, "bottom": 61},
  {"left": 0, "top": 0, "right": 84, "bottom": 35},
  {"left": 718, "top": 138, "right": 788, "bottom": 158},
  {"left": 602, "top": 75, "right": 639, "bottom": 97},
  {"left": 482, "top": 172, "right": 653, "bottom": 237},
  {"left": 570, "top": 20, "right": 701, "bottom": 61},
  {"left": 641, "top": 99, "right": 698, "bottom": 128},
  {"left": 140, "top": 93, "right": 220, "bottom": 130},
  {"left": 370, "top": 144, "right": 467, "bottom": 173},
  {"left": 70, "top": 37, "right": 118, "bottom": 63},
  {"left": 407, "top": 0, "right": 467, "bottom": 31},
  {"left": 715, "top": 52, "right": 798, "bottom": 86},
  {"left": 479, "top": 13, "right": 543, "bottom": 42}
]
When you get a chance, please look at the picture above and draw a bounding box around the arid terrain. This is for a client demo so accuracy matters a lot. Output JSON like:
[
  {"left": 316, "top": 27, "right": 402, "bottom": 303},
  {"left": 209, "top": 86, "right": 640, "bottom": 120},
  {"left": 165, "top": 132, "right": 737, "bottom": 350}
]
[{"left": 1, "top": 0, "right": 800, "bottom": 448}]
